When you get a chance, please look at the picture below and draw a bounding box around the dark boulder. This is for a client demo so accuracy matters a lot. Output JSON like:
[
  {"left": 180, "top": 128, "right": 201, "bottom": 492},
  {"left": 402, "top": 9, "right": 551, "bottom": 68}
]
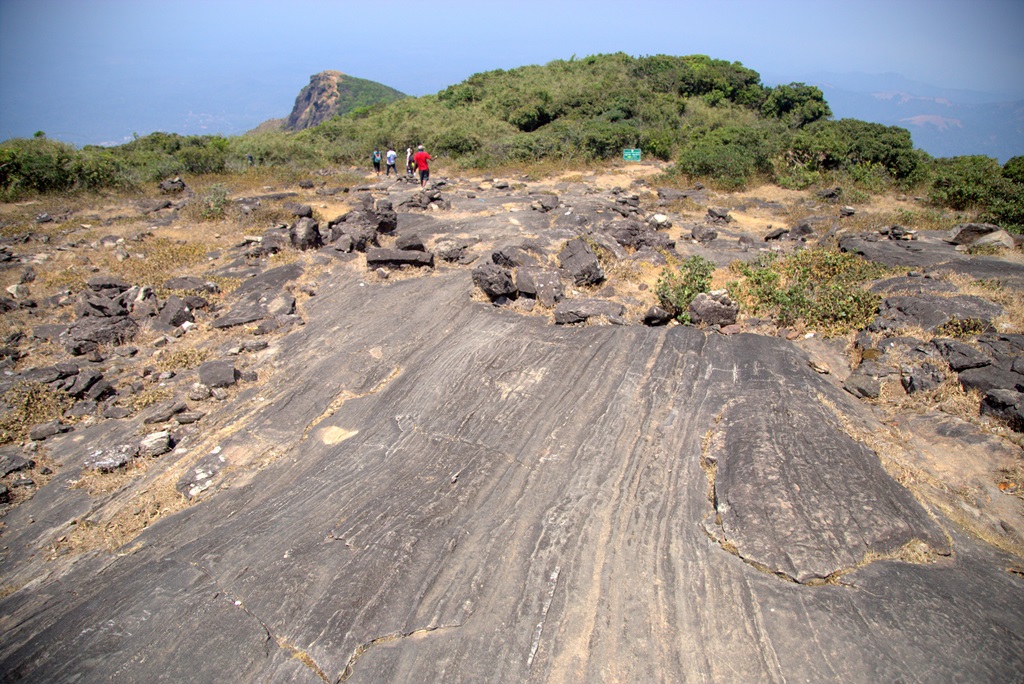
[
  {"left": 158, "top": 177, "right": 186, "bottom": 193},
  {"left": 957, "top": 366, "right": 1024, "bottom": 395},
  {"left": 558, "top": 238, "right": 604, "bottom": 287},
  {"left": 158, "top": 295, "right": 194, "bottom": 328},
  {"left": 932, "top": 338, "right": 991, "bottom": 372},
  {"left": 900, "top": 362, "right": 945, "bottom": 394},
  {"left": 65, "top": 317, "right": 138, "bottom": 356},
  {"left": 706, "top": 207, "right": 732, "bottom": 223},
  {"left": 872, "top": 294, "right": 1002, "bottom": 333},
  {"left": 395, "top": 234, "right": 426, "bottom": 252},
  {"left": 516, "top": 269, "right": 564, "bottom": 307},
  {"left": 688, "top": 291, "right": 739, "bottom": 327},
  {"left": 84, "top": 444, "right": 139, "bottom": 472},
  {"left": 199, "top": 360, "right": 238, "bottom": 389},
  {"left": 492, "top": 246, "right": 540, "bottom": 269},
  {"left": 365, "top": 248, "right": 434, "bottom": 269},
  {"left": 981, "top": 389, "right": 1024, "bottom": 431},
  {"left": 691, "top": 224, "right": 718, "bottom": 244},
  {"left": 290, "top": 217, "right": 322, "bottom": 250},
  {"left": 607, "top": 220, "right": 674, "bottom": 251},
  {"left": 947, "top": 223, "right": 1001, "bottom": 246},
  {"left": 643, "top": 306, "right": 673, "bottom": 326},
  {"left": 472, "top": 264, "right": 517, "bottom": 300}
]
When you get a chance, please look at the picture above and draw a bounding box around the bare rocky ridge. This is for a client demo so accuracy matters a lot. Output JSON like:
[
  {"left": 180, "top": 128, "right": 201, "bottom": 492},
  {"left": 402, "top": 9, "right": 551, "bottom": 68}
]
[{"left": 0, "top": 165, "right": 1023, "bottom": 681}]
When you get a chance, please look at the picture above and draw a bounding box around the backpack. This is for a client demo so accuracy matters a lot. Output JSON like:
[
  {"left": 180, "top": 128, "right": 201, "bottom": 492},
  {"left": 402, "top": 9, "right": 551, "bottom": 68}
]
[{"left": 373, "top": 151, "right": 381, "bottom": 162}]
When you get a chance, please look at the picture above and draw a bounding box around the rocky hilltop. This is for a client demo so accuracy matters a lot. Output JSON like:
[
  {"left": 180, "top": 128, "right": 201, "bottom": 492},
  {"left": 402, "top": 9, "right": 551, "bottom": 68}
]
[
  {"left": 280, "top": 70, "right": 405, "bottom": 132},
  {"left": 0, "top": 164, "right": 1023, "bottom": 681}
]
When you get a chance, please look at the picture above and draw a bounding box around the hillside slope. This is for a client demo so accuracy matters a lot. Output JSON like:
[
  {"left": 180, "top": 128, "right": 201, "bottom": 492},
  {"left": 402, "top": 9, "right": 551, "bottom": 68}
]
[{"left": 282, "top": 70, "right": 406, "bottom": 131}]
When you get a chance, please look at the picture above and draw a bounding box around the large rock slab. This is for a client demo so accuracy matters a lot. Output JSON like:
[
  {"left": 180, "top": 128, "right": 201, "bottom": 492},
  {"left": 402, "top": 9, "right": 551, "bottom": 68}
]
[{"left": 0, "top": 254, "right": 1021, "bottom": 684}]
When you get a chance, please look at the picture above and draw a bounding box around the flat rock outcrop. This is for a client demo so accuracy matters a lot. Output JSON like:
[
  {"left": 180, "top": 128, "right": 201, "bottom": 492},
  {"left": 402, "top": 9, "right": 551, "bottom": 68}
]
[{"left": 1, "top": 171, "right": 1023, "bottom": 684}]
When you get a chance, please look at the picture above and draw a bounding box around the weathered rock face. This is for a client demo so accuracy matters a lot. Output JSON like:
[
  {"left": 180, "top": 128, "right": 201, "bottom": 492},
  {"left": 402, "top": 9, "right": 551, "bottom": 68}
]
[
  {"left": 2, "top": 177, "right": 1024, "bottom": 684},
  {"left": 282, "top": 70, "right": 405, "bottom": 131},
  {"left": 3, "top": 279, "right": 1018, "bottom": 683}
]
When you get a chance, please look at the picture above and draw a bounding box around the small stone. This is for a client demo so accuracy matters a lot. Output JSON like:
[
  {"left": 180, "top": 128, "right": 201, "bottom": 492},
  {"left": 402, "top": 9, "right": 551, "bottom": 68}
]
[
  {"left": 84, "top": 444, "right": 138, "bottom": 472},
  {"left": 138, "top": 431, "right": 173, "bottom": 458}
]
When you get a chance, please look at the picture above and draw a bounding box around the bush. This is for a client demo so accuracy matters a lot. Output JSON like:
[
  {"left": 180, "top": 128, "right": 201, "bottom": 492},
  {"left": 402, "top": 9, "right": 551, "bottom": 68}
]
[
  {"left": 656, "top": 255, "right": 716, "bottom": 323},
  {"left": 727, "top": 249, "right": 887, "bottom": 334},
  {"left": 676, "top": 125, "right": 776, "bottom": 189},
  {"left": 761, "top": 83, "right": 831, "bottom": 127},
  {"left": 928, "top": 155, "right": 1003, "bottom": 210}
]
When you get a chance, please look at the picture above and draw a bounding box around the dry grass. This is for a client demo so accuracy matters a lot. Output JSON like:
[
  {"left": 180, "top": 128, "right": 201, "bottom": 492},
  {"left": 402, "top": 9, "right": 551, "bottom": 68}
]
[
  {"left": 0, "top": 382, "right": 74, "bottom": 445},
  {"left": 59, "top": 466, "right": 190, "bottom": 555},
  {"left": 154, "top": 348, "right": 208, "bottom": 373}
]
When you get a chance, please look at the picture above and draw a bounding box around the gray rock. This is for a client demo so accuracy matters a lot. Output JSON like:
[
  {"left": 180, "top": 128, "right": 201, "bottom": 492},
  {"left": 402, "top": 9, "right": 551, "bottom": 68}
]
[
  {"left": 558, "top": 238, "right": 604, "bottom": 286},
  {"left": 472, "top": 264, "right": 517, "bottom": 300},
  {"left": 872, "top": 294, "right": 1002, "bottom": 333},
  {"left": 642, "top": 306, "right": 673, "bottom": 326},
  {"left": 947, "top": 222, "right": 1001, "bottom": 245},
  {"left": 84, "top": 444, "right": 138, "bottom": 472},
  {"left": 515, "top": 269, "right": 564, "bottom": 307},
  {"left": 143, "top": 401, "right": 188, "bottom": 425},
  {"left": 28, "top": 420, "right": 68, "bottom": 441},
  {"left": 706, "top": 207, "right": 732, "bottom": 223},
  {"left": 691, "top": 224, "right": 718, "bottom": 244},
  {"left": 932, "top": 338, "right": 992, "bottom": 372},
  {"left": 158, "top": 295, "right": 194, "bottom": 327},
  {"left": 188, "top": 383, "right": 213, "bottom": 401},
  {"left": 199, "top": 360, "right": 238, "bottom": 388},
  {"left": 844, "top": 373, "right": 882, "bottom": 399},
  {"left": 394, "top": 234, "right": 426, "bottom": 252},
  {"left": 981, "top": 389, "right": 1024, "bottom": 431},
  {"left": 553, "top": 299, "right": 626, "bottom": 325},
  {"left": 957, "top": 366, "right": 1024, "bottom": 394},
  {"left": 688, "top": 291, "right": 738, "bottom": 327},
  {"left": 901, "top": 362, "right": 944, "bottom": 394},
  {"left": 971, "top": 230, "right": 1015, "bottom": 250},
  {"left": 365, "top": 248, "right": 434, "bottom": 270},
  {"left": 290, "top": 217, "right": 322, "bottom": 250},
  {"left": 138, "top": 431, "right": 173, "bottom": 458},
  {"left": 492, "top": 246, "right": 539, "bottom": 268}
]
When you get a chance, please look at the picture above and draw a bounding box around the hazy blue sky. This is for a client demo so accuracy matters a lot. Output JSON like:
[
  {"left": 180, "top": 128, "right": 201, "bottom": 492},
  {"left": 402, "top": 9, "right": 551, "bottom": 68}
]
[{"left": 1, "top": 0, "right": 1022, "bottom": 146}]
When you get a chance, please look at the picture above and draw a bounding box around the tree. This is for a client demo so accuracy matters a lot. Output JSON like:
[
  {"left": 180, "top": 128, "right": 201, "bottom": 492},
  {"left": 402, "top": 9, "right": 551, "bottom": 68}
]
[{"left": 761, "top": 83, "right": 831, "bottom": 127}]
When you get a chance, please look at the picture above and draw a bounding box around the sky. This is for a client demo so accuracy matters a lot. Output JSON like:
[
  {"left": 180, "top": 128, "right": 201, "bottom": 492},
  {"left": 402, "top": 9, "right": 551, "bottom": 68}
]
[{"left": 1, "top": 0, "right": 1023, "bottom": 146}]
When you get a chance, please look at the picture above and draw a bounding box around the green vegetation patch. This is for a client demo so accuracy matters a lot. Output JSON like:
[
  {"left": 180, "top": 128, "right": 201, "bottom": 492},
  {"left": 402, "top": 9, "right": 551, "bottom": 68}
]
[
  {"left": 656, "top": 255, "right": 717, "bottom": 323},
  {"left": 728, "top": 249, "right": 890, "bottom": 335}
]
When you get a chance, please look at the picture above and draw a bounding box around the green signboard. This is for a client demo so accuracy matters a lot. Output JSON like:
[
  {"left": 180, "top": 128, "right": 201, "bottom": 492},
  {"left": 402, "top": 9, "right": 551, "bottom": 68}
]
[{"left": 623, "top": 148, "right": 641, "bottom": 162}]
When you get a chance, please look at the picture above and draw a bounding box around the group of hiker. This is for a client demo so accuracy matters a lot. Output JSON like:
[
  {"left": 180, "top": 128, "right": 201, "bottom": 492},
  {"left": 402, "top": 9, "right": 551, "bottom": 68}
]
[{"left": 371, "top": 144, "right": 433, "bottom": 187}]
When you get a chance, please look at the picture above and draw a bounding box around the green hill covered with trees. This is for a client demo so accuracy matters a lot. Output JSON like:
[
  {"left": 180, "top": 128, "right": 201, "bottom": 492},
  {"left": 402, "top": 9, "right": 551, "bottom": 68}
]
[{"left": 1, "top": 53, "right": 1021, "bottom": 230}]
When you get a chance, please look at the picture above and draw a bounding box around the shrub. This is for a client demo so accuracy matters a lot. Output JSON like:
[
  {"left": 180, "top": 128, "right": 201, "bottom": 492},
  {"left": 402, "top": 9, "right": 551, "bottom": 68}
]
[
  {"left": 928, "top": 155, "right": 1003, "bottom": 210},
  {"left": 761, "top": 83, "right": 831, "bottom": 127},
  {"left": 727, "top": 249, "right": 888, "bottom": 334},
  {"left": 676, "top": 125, "right": 776, "bottom": 189},
  {"left": 656, "top": 255, "right": 717, "bottom": 323}
]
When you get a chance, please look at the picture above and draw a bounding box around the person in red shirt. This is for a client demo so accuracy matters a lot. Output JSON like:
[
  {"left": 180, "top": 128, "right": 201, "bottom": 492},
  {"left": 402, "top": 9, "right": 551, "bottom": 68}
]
[{"left": 412, "top": 145, "right": 432, "bottom": 188}]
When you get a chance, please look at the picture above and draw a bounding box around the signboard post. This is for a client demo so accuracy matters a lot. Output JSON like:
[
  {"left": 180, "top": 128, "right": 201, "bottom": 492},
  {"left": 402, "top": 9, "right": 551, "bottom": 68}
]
[{"left": 623, "top": 148, "right": 641, "bottom": 162}]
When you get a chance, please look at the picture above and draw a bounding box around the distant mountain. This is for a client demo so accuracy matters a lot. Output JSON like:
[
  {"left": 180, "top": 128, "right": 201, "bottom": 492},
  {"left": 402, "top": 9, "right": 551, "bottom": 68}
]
[
  {"left": 779, "top": 72, "right": 1024, "bottom": 163},
  {"left": 252, "top": 71, "right": 406, "bottom": 134}
]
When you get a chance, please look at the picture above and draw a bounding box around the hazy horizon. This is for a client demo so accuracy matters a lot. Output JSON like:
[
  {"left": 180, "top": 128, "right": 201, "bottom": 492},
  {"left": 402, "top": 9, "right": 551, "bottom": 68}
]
[{"left": 2, "top": 0, "right": 1023, "bottom": 149}]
